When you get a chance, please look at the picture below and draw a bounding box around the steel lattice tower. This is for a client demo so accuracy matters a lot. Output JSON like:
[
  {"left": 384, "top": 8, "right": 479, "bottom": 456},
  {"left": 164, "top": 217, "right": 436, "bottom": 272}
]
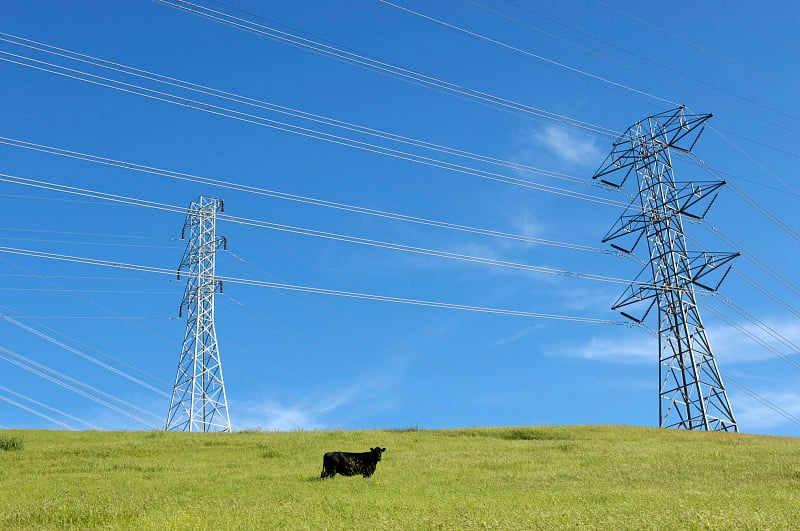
[
  {"left": 593, "top": 107, "right": 738, "bottom": 432},
  {"left": 166, "top": 195, "right": 231, "bottom": 432}
]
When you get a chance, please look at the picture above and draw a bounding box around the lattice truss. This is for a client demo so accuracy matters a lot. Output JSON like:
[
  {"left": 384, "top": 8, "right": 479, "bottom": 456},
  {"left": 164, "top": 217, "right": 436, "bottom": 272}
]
[
  {"left": 593, "top": 106, "right": 738, "bottom": 432},
  {"left": 166, "top": 195, "right": 231, "bottom": 432}
]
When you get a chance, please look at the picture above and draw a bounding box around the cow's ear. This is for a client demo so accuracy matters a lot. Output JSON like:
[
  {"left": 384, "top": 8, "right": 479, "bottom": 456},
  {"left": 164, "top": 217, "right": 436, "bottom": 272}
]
[{"left": 381, "top": 447, "right": 386, "bottom": 452}]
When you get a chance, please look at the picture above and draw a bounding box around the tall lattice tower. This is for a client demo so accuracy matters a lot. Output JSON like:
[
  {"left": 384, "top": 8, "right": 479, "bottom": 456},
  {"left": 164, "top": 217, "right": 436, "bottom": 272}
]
[
  {"left": 593, "top": 106, "right": 738, "bottom": 432},
  {"left": 166, "top": 195, "right": 231, "bottom": 432}
]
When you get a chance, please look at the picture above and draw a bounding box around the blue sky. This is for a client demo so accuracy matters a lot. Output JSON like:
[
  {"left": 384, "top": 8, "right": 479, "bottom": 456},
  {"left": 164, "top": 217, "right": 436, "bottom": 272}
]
[{"left": 1, "top": 0, "right": 799, "bottom": 435}]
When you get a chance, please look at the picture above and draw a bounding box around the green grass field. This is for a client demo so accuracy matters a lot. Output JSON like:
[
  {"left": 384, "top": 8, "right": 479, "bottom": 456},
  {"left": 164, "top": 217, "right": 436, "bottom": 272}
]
[{"left": 0, "top": 425, "right": 798, "bottom": 529}]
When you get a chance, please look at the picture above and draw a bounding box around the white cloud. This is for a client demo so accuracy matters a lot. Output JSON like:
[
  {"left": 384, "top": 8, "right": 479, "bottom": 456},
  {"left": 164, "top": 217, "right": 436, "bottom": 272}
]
[
  {"left": 706, "top": 319, "right": 800, "bottom": 365},
  {"left": 732, "top": 389, "right": 800, "bottom": 431},
  {"left": 236, "top": 400, "right": 325, "bottom": 432},
  {"left": 553, "top": 286, "right": 619, "bottom": 313},
  {"left": 232, "top": 362, "right": 403, "bottom": 431},
  {"left": 234, "top": 385, "right": 361, "bottom": 431},
  {"left": 556, "top": 332, "right": 652, "bottom": 363},
  {"left": 556, "top": 317, "right": 800, "bottom": 366},
  {"left": 529, "top": 125, "right": 603, "bottom": 167},
  {"left": 492, "top": 324, "right": 545, "bottom": 347},
  {"left": 508, "top": 210, "right": 547, "bottom": 241}
]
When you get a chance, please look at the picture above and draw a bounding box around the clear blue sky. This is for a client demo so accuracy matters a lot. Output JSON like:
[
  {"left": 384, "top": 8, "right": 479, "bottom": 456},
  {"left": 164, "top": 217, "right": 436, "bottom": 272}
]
[{"left": 1, "top": 0, "right": 799, "bottom": 435}]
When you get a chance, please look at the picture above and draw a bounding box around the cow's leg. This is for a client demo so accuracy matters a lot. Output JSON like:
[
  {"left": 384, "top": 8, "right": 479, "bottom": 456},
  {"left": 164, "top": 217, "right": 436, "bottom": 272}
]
[{"left": 321, "top": 460, "right": 334, "bottom": 478}]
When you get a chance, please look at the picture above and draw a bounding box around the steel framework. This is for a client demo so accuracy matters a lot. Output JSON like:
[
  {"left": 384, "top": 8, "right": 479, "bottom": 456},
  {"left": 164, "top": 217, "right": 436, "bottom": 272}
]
[
  {"left": 166, "top": 195, "right": 231, "bottom": 432},
  {"left": 593, "top": 106, "right": 738, "bottom": 431}
]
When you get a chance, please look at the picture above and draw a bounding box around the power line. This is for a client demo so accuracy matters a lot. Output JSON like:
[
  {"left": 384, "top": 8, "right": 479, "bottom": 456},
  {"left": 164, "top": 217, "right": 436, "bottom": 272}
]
[
  {"left": 0, "top": 226, "right": 171, "bottom": 240},
  {"left": 730, "top": 268, "right": 800, "bottom": 322},
  {"left": 701, "top": 223, "right": 800, "bottom": 298},
  {"left": 0, "top": 392, "right": 76, "bottom": 430},
  {"left": 0, "top": 288, "right": 179, "bottom": 294},
  {"left": 685, "top": 232, "right": 800, "bottom": 340},
  {"left": 702, "top": 302, "right": 800, "bottom": 373},
  {"left": 723, "top": 373, "right": 800, "bottom": 428},
  {"left": 469, "top": 0, "right": 800, "bottom": 141},
  {"left": 0, "top": 172, "right": 643, "bottom": 287},
  {"left": 0, "top": 237, "right": 180, "bottom": 249},
  {"left": 597, "top": 0, "right": 800, "bottom": 99},
  {"left": 0, "top": 51, "right": 629, "bottom": 208},
  {"left": 0, "top": 135, "right": 622, "bottom": 255},
  {"left": 0, "top": 273, "right": 173, "bottom": 281},
  {"left": 715, "top": 295, "right": 800, "bottom": 358},
  {"left": 151, "top": 0, "right": 622, "bottom": 137},
  {"left": 0, "top": 244, "right": 632, "bottom": 325},
  {"left": 227, "top": 229, "right": 590, "bottom": 422},
  {"left": 0, "top": 256, "right": 181, "bottom": 388},
  {"left": 381, "top": 0, "right": 677, "bottom": 106},
  {"left": 0, "top": 345, "right": 160, "bottom": 428},
  {"left": 1, "top": 250, "right": 181, "bottom": 345},
  {"left": 696, "top": 130, "right": 799, "bottom": 198},
  {"left": 0, "top": 312, "right": 171, "bottom": 397},
  {"left": 0, "top": 384, "right": 101, "bottom": 430},
  {"left": 0, "top": 315, "right": 175, "bottom": 320},
  {"left": 0, "top": 31, "right": 599, "bottom": 189},
  {"left": 694, "top": 0, "right": 800, "bottom": 55},
  {"left": 689, "top": 152, "right": 800, "bottom": 244}
]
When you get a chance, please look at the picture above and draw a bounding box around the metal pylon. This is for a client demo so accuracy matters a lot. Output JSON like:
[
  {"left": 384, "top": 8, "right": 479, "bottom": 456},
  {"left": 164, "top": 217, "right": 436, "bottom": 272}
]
[
  {"left": 593, "top": 106, "right": 738, "bottom": 432},
  {"left": 166, "top": 195, "right": 231, "bottom": 432}
]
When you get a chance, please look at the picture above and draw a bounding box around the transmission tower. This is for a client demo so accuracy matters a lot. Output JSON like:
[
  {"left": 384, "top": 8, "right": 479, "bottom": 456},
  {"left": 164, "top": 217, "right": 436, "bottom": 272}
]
[
  {"left": 166, "top": 195, "right": 231, "bottom": 432},
  {"left": 593, "top": 106, "right": 738, "bottom": 432}
]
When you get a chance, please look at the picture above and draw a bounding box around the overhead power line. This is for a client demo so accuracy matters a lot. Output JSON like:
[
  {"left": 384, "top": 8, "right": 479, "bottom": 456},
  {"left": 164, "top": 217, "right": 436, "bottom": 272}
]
[
  {"left": 684, "top": 232, "right": 800, "bottom": 321},
  {"left": 0, "top": 384, "right": 101, "bottom": 430},
  {"left": 702, "top": 223, "right": 800, "bottom": 298},
  {"left": 715, "top": 295, "right": 800, "bottom": 360},
  {"left": 0, "top": 226, "right": 170, "bottom": 240},
  {"left": 723, "top": 373, "right": 800, "bottom": 428},
  {"left": 0, "top": 135, "right": 621, "bottom": 255},
  {"left": 598, "top": 0, "right": 800, "bottom": 100},
  {"left": 0, "top": 171, "right": 641, "bottom": 287},
  {"left": 0, "top": 392, "right": 76, "bottom": 430},
  {"left": 0, "top": 31, "right": 597, "bottom": 189},
  {"left": 155, "top": 0, "right": 800, "bottom": 154},
  {"left": 381, "top": 0, "right": 677, "bottom": 106},
  {"left": 0, "top": 244, "right": 632, "bottom": 326},
  {"left": 468, "top": 0, "right": 800, "bottom": 142},
  {"left": 0, "top": 49, "right": 627, "bottom": 208},
  {"left": 702, "top": 303, "right": 800, "bottom": 373},
  {"left": 0, "top": 237, "right": 180, "bottom": 249},
  {"left": 151, "top": 0, "right": 622, "bottom": 137},
  {"left": 0, "top": 345, "right": 160, "bottom": 428},
  {"left": 0, "top": 313, "right": 170, "bottom": 397}
]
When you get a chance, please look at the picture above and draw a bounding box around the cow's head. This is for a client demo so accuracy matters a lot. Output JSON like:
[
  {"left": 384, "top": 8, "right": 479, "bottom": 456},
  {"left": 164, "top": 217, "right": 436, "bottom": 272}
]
[{"left": 370, "top": 447, "right": 386, "bottom": 460}]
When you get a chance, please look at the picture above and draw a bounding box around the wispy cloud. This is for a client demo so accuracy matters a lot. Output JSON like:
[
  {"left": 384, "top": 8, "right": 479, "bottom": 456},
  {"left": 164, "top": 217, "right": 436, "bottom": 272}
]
[
  {"left": 553, "top": 286, "right": 619, "bottom": 313},
  {"left": 555, "top": 331, "right": 652, "bottom": 363},
  {"left": 232, "top": 360, "right": 405, "bottom": 431},
  {"left": 492, "top": 324, "right": 545, "bottom": 347},
  {"left": 523, "top": 125, "right": 603, "bottom": 167},
  {"left": 732, "top": 389, "right": 800, "bottom": 431},
  {"left": 234, "top": 383, "right": 370, "bottom": 431},
  {"left": 556, "top": 317, "right": 800, "bottom": 366},
  {"left": 507, "top": 209, "right": 547, "bottom": 241}
]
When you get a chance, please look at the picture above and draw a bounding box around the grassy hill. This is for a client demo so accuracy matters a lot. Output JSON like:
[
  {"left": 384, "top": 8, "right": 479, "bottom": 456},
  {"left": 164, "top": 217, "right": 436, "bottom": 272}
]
[{"left": 0, "top": 425, "right": 798, "bottom": 529}]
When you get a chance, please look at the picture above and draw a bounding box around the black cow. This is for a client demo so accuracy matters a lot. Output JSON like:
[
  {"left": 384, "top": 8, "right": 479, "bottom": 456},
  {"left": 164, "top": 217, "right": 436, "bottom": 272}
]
[{"left": 320, "top": 447, "right": 386, "bottom": 478}]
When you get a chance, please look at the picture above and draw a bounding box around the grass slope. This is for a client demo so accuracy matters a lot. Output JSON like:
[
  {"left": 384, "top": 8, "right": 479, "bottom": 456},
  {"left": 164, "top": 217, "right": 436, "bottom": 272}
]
[{"left": 0, "top": 425, "right": 799, "bottom": 529}]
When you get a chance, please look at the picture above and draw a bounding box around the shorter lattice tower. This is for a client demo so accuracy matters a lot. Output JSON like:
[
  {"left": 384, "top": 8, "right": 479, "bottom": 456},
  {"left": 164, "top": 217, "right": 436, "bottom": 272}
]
[
  {"left": 166, "top": 195, "right": 231, "bottom": 432},
  {"left": 593, "top": 106, "right": 738, "bottom": 431}
]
